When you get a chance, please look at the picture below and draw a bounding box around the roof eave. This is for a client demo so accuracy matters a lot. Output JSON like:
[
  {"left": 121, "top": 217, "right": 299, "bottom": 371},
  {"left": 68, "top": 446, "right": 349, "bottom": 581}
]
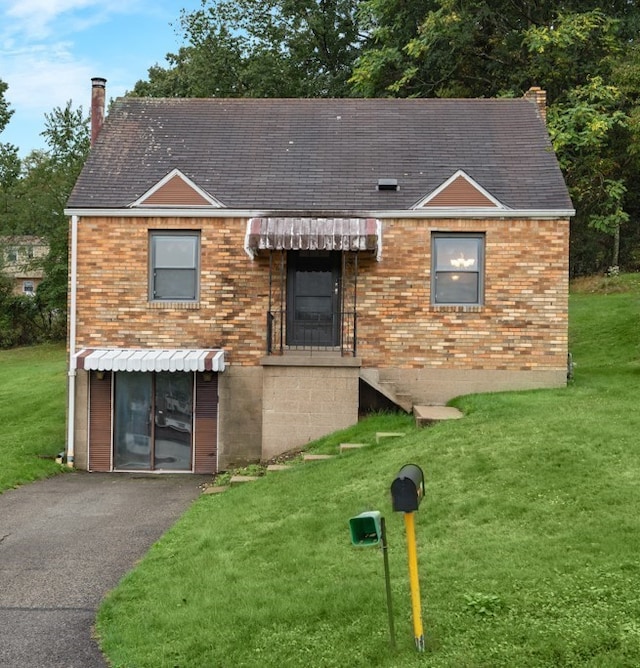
[{"left": 65, "top": 206, "right": 575, "bottom": 219}]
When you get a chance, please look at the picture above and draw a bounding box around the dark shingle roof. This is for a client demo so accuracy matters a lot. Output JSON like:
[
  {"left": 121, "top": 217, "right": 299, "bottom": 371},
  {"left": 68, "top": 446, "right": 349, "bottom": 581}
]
[{"left": 67, "top": 97, "right": 573, "bottom": 212}]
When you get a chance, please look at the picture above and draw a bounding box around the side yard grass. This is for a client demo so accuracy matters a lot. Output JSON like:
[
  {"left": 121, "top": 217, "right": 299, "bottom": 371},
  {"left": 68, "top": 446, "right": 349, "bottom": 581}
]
[
  {"left": 0, "top": 343, "right": 66, "bottom": 492},
  {"left": 95, "top": 278, "right": 640, "bottom": 667}
]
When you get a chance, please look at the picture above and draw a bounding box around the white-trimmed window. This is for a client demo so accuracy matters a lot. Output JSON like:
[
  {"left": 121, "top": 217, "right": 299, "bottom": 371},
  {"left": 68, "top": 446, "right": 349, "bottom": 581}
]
[
  {"left": 150, "top": 231, "right": 200, "bottom": 301},
  {"left": 23, "top": 281, "right": 35, "bottom": 295},
  {"left": 432, "top": 233, "right": 484, "bottom": 305}
]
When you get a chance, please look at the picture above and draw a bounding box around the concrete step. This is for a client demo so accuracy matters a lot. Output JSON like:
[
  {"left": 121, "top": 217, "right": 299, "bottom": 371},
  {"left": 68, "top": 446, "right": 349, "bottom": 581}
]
[
  {"left": 378, "top": 382, "right": 413, "bottom": 413},
  {"left": 375, "top": 432, "right": 406, "bottom": 444},
  {"left": 303, "top": 454, "right": 335, "bottom": 462},
  {"left": 360, "top": 369, "right": 412, "bottom": 413},
  {"left": 414, "top": 405, "right": 463, "bottom": 427},
  {"left": 229, "top": 475, "right": 261, "bottom": 484},
  {"left": 266, "top": 464, "right": 291, "bottom": 472},
  {"left": 202, "top": 485, "right": 229, "bottom": 495},
  {"left": 339, "top": 442, "right": 368, "bottom": 454}
]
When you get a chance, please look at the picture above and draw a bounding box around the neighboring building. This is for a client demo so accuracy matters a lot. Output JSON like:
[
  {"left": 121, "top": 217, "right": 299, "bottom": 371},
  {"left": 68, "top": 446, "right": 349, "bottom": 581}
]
[
  {"left": 1, "top": 236, "right": 47, "bottom": 296},
  {"left": 64, "top": 79, "right": 573, "bottom": 474}
]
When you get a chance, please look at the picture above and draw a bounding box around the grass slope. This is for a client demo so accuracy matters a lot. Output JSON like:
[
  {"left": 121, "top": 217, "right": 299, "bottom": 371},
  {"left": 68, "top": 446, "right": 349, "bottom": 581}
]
[
  {"left": 96, "top": 279, "right": 640, "bottom": 667},
  {"left": 0, "top": 343, "right": 66, "bottom": 492}
]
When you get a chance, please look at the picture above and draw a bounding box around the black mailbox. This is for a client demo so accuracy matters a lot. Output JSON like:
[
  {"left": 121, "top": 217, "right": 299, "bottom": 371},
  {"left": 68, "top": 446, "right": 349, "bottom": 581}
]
[{"left": 390, "top": 464, "right": 425, "bottom": 512}]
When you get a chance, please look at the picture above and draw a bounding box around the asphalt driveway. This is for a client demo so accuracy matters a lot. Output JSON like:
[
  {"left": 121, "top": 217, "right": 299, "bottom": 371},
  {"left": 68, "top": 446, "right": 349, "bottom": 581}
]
[{"left": 0, "top": 472, "right": 209, "bottom": 668}]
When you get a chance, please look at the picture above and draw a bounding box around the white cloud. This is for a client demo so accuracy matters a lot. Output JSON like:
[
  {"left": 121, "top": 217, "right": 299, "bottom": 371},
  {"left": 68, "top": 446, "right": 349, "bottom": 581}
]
[
  {"left": 4, "top": 52, "right": 92, "bottom": 112},
  {"left": 2, "top": 0, "right": 150, "bottom": 40},
  {"left": 4, "top": 1, "right": 100, "bottom": 40},
  {"left": 0, "top": 0, "right": 191, "bottom": 152}
]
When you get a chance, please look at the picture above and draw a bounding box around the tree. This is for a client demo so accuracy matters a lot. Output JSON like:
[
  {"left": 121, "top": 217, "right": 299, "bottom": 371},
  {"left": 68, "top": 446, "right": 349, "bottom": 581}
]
[
  {"left": 131, "top": 0, "right": 363, "bottom": 98},
  {"left": 0, "top": 78, "right": 12, "bottom": 134},
  {"left": 0, "top": 79, "right": 21, "bottom": 228},
  {"left": 3, "top": 102, "right": 91, "bottom": 340},
  {"left": 30, "top": 102, "right": 90, "bottom": 317},
  {"left": 548, "top": 77, "right": 631, "bottom": 272}
]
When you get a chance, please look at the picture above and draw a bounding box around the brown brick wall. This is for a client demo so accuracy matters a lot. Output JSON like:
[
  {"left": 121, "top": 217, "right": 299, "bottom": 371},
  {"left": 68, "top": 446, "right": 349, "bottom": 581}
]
[
  {"left": 74, "top": 215, "right": 568, "bottom": 372},
  {"left": 75, "top": 216, "right": 269, "bottom": 363},
  {"left": 356, "top": 217, "right": 568, "bottom": 371}
]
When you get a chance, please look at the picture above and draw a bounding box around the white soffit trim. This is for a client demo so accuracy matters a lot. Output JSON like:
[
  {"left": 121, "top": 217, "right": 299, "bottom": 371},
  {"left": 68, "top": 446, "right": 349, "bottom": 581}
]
[
  {"left": 64, "top": 207, "right": 575, "bottom": 219},
  {"left": 75, "top": 348, "right": 225, "bottom": 372},
  {"left": 129, "top": 168, "right": 225, "bottom": 208},
  {"left": 411, "top": 169, "right": 508, "bottom": 210}
]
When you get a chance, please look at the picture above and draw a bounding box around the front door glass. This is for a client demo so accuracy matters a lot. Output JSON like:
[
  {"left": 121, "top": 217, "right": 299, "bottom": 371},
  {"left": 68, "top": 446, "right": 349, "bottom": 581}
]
[
  {"left": 114, "top": 372, "right": 193, "bottom": 470},
  {"left": 286, "top": 251, "right": 341, "bottom": 347}
]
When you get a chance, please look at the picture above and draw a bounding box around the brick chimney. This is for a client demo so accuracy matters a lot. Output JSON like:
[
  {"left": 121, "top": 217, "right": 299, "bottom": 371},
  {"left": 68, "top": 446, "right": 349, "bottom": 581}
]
[
  {"left": 91, "top": 77, "right": 107, "bottom": 146},
  {"left": 523, "top": 86, "right": 547, "bottom": 123}
]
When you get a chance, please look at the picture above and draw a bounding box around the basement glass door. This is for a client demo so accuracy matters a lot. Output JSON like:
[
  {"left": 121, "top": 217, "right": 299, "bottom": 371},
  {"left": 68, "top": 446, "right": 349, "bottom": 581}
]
[
  {"left": 286, "top": 251, "right": 341, "bottom": 347},
  {"left": 114, "top": 372, "right": 193, "bottom": 471}
]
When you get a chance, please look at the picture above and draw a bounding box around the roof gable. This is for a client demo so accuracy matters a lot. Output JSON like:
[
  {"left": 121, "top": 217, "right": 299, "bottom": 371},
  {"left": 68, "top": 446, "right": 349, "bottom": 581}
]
[
  {"left": 413, "top": 170, "right": 507, "bottom": 209},
  {"left": 130, "top": 169, "right": 223, "bottom": 208}
]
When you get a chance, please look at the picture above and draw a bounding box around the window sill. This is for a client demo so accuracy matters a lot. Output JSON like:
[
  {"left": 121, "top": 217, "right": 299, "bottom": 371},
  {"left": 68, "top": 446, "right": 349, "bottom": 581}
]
[
  {"left": 148, "top": 301, "right": 200, "bottom": 310},
  {"left": 430, "top": 304, "right": 484, "bottom": 313}
]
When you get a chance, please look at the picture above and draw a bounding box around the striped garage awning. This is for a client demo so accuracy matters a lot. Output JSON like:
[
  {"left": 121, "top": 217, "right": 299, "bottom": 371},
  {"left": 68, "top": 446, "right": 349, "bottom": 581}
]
[
  {"left": 74, "top": 348, "right": 225, "bottom": 372},
  {"left": 244, "top": 217, "right": 382, "bottom": 260}
]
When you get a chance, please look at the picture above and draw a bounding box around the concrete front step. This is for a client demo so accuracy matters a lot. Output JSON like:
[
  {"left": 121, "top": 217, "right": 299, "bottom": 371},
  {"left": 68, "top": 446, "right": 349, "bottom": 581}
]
[
  {"left": 375, "top": 432, "right": 406, "bottom": 444},
  {"left": 229, "top": 475, "right": 262, "bottom": 484},
  {"left": 414, "top": 405, "right": 463, "bottom": 427},
  {"left": 360, "top": 369, "right": 413, "bottom": 413},
  {"left": 339, "top": 443, "right": 368, "bottom": 453},
  {"left": 202, "top": 485, "right": 229, "bottom": 495},
  {"left": 303, "top": 454, "right": 335, "bottom": 462}
]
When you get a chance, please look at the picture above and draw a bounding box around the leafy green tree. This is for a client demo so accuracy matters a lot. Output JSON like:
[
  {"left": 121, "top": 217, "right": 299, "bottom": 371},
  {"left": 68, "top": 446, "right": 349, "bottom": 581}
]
[
  {"left": 0, "top": 143, "right": 21, "bottom": 224},
  {"left": 0, "top": 78, "right": 12, "bottom": 134},
  {"left": 548, "top": 77, "right": 631, "bottom": 272},
  {"left": 2, "top": 102, "right": 91, "bottom": 342},
  {"left": 30, "top": 102, "right": 90, "bottom": 318},
  {"left": 0, "top": 79, "right": 21, "bottom": 230},
  {"left": 0, "top": 79, "right": 89, "bottom": 345},
  {"left": 132, "top": 0, "right": 363, "bottom": 98},
  {"left": 351, "top": 2, "right": 637, "bottom": 99}
]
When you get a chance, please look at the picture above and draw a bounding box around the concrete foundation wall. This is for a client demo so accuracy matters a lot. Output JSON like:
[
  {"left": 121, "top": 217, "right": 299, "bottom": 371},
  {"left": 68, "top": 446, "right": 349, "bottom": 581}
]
[
  {"left": 261, "top": 364, "right": 360, "bottom": 461},
  {"left": 217, "top": 366, "right": 263, "bottom": 469},
  {"left": 375, "top": 366, "right": 568, "bottom": 406}
]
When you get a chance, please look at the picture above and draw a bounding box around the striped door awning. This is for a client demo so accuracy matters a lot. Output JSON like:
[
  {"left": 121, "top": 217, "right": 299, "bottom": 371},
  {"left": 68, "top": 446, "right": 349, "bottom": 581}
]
[
  {"left": 74, "top": 348, "right": 225, "bottom": 372},
  {"left": 244, "top": 217, "right": 382, "bottom": 260}
]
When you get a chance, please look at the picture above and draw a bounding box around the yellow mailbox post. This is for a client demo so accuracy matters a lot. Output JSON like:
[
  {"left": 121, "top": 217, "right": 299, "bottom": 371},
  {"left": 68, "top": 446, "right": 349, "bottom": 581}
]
[{"left": 390, "top": 464, "right": 425, "bottom": 652}]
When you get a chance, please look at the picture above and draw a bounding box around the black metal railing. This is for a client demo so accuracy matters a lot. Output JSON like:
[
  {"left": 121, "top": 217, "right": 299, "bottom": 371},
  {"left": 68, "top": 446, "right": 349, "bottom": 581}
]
[{"left": 266, "top": 309, "right": 357, "bottom": 356}]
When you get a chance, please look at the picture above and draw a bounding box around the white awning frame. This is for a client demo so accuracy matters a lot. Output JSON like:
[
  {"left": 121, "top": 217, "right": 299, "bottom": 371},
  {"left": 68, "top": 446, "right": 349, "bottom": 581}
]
[{"left": 74, "top": 348, "right": 225, "bottom": 373}]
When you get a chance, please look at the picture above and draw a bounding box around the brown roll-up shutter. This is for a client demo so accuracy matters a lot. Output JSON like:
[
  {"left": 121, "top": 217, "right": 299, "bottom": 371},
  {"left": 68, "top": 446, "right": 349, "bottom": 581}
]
[
  {"left": 194, "top": 373, "right": 218, "bottom": 474},
  {"left": 89, "top": 371, "right": 112, "bottom": 471}
]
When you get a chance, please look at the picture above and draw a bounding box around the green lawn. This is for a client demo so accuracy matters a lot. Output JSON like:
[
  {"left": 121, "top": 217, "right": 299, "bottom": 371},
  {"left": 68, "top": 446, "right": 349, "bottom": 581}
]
[
  {"left": 0, "top": 343, "right": 66, "bottom": 491},
  {"left": 94, "top": 277, "right": 640, "bottom": 667}
]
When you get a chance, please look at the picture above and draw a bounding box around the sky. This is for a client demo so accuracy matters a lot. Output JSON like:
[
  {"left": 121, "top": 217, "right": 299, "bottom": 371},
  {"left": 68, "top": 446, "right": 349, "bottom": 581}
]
[{"left": 0, "top": 0, "right": 204, "bottom": 156}]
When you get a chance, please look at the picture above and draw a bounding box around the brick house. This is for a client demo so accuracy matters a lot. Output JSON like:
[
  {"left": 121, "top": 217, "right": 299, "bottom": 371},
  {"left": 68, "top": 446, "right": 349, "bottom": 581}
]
[
  {"left": 64, "top": 79, "right": 573, "bottom": 474},
  {"left": 1, "top": 236, "right": 47, "bottom": 296}
]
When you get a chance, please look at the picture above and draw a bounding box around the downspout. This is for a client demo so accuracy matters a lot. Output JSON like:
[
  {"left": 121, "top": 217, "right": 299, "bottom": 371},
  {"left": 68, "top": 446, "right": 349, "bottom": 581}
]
[{"left": 65, "top": 214, "right": 79, "bottom": 467}]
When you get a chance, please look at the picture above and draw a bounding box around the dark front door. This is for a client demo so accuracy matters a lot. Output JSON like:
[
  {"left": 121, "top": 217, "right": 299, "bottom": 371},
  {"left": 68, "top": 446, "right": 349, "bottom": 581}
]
[{"left": 286, "top": 251, "right": 341, "bottom": 347}]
